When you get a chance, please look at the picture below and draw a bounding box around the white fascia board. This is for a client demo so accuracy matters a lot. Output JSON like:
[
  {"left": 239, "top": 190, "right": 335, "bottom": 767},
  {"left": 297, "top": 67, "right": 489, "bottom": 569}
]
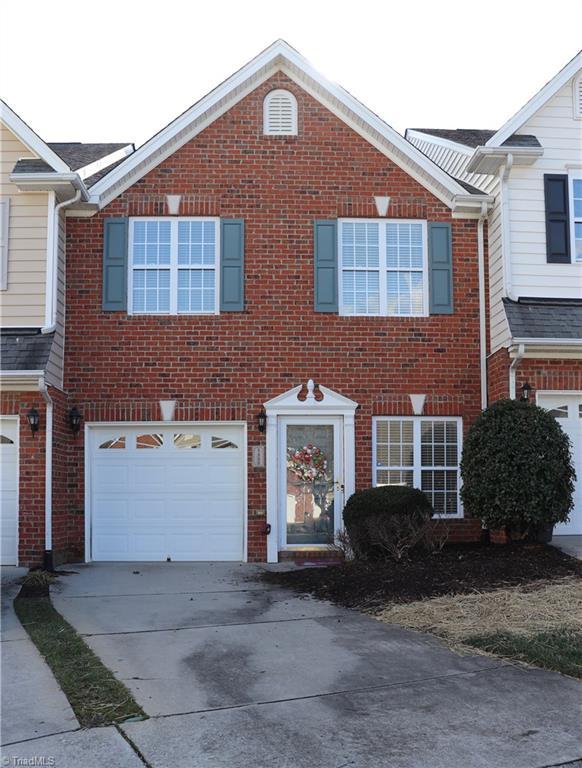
[
  {"left": 466, "top": 146, "right": 544, "bottom": 175},
  {"left": 486, "top": 52, "right": 582, "bottom": 147},
  {"left": 405, "top": 130, "right": 474, "bottom": 156},
  {"left": 0, "top": 100, "right": 70, "bottom": 172},
  {"left": 77, "top": 144, "right": 135, "bottom": 180},
  {"left": 90, "top": 40, "right": 469, "bottom": 209}
]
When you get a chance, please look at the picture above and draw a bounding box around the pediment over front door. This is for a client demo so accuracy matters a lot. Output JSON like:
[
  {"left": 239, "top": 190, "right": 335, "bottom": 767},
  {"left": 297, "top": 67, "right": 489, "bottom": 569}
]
[{"left": 264, "top": 379, "right": 358, "bottom": 415}]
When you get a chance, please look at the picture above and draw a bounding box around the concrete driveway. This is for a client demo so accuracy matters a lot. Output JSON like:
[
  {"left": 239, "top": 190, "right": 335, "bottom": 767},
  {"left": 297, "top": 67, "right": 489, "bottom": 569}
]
[{"left": 37, "top": 561, "right": 580, "bottom": 768}]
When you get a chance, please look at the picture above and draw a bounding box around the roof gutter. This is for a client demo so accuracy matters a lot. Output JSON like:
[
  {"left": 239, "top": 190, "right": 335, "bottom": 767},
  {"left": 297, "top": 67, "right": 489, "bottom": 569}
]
[
  {"left": 466, "top": 146, "right": 543, "bottom": 175},
  {"left": 8, "top": 171, "right": 89, "bottom": 200}
]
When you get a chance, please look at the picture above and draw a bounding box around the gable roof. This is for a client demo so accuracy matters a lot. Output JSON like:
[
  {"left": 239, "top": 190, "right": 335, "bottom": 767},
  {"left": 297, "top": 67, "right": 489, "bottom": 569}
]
[
  {"left": 486, "top": 50, "right": 582, "bottom": 147},
  {"left": 1, "top": 100, "right": 70, "bottom": 172},
  {"left": 88, "top": 40, "right": 491, "bottom": 213}
]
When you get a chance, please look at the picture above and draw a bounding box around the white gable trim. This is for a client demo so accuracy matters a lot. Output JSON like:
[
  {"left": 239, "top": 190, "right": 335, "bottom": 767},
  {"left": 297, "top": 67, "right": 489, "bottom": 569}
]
[
  {"left": 88, "top": 40, "right": 485, "bottom": 211},
  {"left": 0, "top": 100, "right": 70, "bottom": 173},
  {"left": 486, "top": 52, "right": 582, "bottom": 147},
  {"left": 264, "top": 380, "right": 358, "bottom": 414}
]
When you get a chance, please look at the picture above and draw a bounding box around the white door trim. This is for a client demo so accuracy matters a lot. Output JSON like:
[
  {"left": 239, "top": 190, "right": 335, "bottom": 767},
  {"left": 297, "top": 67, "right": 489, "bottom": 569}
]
[
  {"left": 84, "top": 420, "right": 248, "bottom": 563},
  {"left": 264, "top": 381, "right": 357, "bottom": 563},
  {"left": 0, "top": 416, "right": 19, "bottom": 566},
  {"left": 278, "top": 415, "right": 344, "bottom": 552}
]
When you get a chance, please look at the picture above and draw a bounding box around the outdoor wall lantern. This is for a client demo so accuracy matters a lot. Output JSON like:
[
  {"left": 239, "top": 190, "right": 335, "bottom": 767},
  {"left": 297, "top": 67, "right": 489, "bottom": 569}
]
[
  {"left": 257, "top": 408, "right": 267, "bottom": 433},
  {"left": 69, "top": 406, "right": 82, "bottom": 434},
  {"left": 520, "top": 382, "right": 532, "bottom": 402},
  {"left": 27, "top": 408, "right": 40, "bottom": 436}
]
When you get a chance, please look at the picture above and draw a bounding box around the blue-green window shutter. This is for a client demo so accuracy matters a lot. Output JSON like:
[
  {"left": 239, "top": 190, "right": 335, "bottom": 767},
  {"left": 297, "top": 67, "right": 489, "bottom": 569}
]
[
  {"left": 314, "top": 220, "right": 338, "bottom": 312},
  {"left": 102, "top": 217, "right": 128, "bottom": 311},
  {"left": 428, "top": 222, "right": 453, "bottom": 314},
  {"left": 220, "top": 219, "right": 244, "bottom": 312}
]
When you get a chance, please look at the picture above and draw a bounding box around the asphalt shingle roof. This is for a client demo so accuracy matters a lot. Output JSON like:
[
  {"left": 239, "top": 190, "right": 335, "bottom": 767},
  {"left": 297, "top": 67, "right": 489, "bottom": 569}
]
[
  {"left": 503, "top": 298, "right": 582, "bottom": 340},
  {"left": 0, "top": 330, "right": 54, "bottom": 371},
  {"left": 47, "top": 142, "right": 131, "bottom": 171},
  {"left": 410, "top": 128, "right": 541, "bottom": 149},
  {"left": 11, "top": 158, "right": 54, "bottom": 174}
]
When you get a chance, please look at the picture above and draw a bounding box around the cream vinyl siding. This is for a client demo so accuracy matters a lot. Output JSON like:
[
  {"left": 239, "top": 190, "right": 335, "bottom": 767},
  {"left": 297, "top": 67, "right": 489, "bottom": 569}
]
[
  {"left": 507, "top": 78, "right": 582, "bottom": 300},
  {"left": 0, "top": 122, "right": 48, "bottom": 327},
  {"left": 45, "top": 209, "right": 65, "bottom": 387}
]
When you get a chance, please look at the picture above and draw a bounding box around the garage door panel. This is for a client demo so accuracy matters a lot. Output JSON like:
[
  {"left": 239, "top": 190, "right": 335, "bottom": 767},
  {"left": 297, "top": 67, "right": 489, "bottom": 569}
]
[
  {"left": 538, "top": 394, "right": 582, "bottom": 536},
  {"left": 90, "top": 425, "right": 244, "bottom": 561},
  {"left": 93, "top": 462, "right": 129, "bottom": 490},
  {"left": 1, "top": 419, "right": 19, "bottom": 565}
]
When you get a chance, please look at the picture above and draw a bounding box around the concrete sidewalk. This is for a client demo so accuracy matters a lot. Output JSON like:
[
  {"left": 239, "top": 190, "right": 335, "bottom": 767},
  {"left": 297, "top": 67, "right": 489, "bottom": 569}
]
[
  {"left": 0, "top": 567, "right": 143, "bottom": 768},
  {"left": 51, "top": 562, "right": 582, "bottom": 768}
]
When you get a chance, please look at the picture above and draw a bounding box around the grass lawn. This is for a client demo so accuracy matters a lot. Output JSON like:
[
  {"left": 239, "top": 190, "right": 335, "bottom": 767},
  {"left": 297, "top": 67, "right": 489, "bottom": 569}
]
[
  {"left": 263, "top": 543, "right": 582, "bottom": 678},
  {"left": 14, "top": 596, "right": 146, "bottom": 727},
  {"left": 466, "top": 628, "right": 582, "bottom": 679}
]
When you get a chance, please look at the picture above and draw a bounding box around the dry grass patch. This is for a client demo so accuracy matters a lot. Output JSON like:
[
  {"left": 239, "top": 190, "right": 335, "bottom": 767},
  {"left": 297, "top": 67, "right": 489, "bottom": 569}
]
[
  {"left": 376, "top": 577, "right": 582, "bottom": 677},
  {"left": 376, "top": 577, "right": 582, "bottom": 642}
]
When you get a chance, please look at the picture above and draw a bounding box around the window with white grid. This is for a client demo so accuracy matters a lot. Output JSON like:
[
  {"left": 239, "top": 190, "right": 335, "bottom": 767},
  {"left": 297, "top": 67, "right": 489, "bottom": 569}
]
[
  {"left": 129, "top": 218, "right": 218, "bottom": 314},
  {"left": 570, "top": 174, "right": 582, "bottom": 263},
  {"left": 339, "top": 219, "right": 427, "bottom": 316},
  {"left": 373, "top": 417, "right": 462, "bottom": 517}
]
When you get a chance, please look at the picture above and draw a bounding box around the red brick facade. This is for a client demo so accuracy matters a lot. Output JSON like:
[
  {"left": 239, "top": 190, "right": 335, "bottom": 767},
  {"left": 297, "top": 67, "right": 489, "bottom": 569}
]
[
  {"left": 488, "top": 348, "right": 582, "bottom": 403},
  {"left": 52, "top": 72, "right": 485, "bottom": 564}
]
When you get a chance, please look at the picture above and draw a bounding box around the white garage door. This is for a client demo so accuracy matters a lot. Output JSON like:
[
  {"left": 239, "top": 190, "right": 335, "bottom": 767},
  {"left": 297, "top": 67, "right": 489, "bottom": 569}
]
[
  {"left": 538, "top": 394, "right": 582, "bottom": 535},
  {"left": 0, "top": 417, "right": 18, "bottom": 565},
  {"left": 89, "top": 425, "right": 245, "bottom": 561}
]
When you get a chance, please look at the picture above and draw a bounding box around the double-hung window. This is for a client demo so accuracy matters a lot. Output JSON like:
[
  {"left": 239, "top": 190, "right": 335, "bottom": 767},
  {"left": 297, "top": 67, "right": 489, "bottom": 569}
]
[
  {"left": 339, "top": 219, "right": 428, "bottom": 316},
  {"left": 373, "top": 417, "right": 462, "bottom": 517},
  {"left": 570, "top": 174, "right": 582, "bottom": 263},
  {"left": 129, "top": 218, "right": 219, "bottom": 314}
]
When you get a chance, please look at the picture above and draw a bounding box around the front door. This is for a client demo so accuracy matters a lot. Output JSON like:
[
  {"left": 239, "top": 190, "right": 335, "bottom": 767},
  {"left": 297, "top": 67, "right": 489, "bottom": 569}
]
[{"left": 279, "top": 417, "right": 343, "bottom": 549}]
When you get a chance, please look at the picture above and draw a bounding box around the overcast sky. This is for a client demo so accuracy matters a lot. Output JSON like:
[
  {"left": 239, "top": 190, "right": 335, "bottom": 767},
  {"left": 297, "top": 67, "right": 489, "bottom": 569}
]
[{"left": 1, "top": 0, "right": 581, "bottom": 147}]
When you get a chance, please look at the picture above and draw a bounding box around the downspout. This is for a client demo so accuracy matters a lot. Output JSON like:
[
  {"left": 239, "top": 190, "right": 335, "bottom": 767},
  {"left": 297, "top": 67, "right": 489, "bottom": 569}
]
[
  {"left": 42, "top": 189, "right": 82, "bottom": 334},
  {"left": 500, "top": 154, "right": 516, "bottom": 301},
  {"left": 477, "top": 201, "right": 488, "bottom": 409},
  {"left": 37, "top": 376, "right": 54, "bottom": 570},
  {"left": 509, "top": 343, "right": 525, "bottom": 400}
]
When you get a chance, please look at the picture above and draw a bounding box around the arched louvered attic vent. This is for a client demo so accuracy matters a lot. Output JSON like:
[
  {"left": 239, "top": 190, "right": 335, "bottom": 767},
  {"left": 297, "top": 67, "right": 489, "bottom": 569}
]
[
  {"left": 263, "top": 89, "right": 298, "bottom": 135},
  {"left": 574, "top": 74, "right": 582, "bottom": 119}
]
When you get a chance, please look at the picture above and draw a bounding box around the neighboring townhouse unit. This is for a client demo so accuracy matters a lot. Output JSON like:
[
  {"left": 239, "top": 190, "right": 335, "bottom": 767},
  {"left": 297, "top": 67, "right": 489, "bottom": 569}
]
[
  {"left": 407, "top": 51, "right": 582, "bottom": 536},
  {"left": 0, "top": 99, "right": 133, "bottom": 565},
  {"left": 47, "top": 40, "right": 494, "bottom": 567}
]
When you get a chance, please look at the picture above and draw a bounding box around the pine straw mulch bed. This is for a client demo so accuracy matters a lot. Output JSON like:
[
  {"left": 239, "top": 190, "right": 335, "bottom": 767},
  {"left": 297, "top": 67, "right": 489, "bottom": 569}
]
[{"left": 261, "top": 543, "right": 582, "bottom": 612}]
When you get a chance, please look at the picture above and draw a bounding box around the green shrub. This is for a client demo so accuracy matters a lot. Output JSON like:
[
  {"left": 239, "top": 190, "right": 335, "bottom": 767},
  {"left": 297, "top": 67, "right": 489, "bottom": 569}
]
[
  {"left": 460, "top": 399, "right": 575, "bottom": 535},
  {"left": 343, "top": 486, "right": 433, "bottom": 561}
]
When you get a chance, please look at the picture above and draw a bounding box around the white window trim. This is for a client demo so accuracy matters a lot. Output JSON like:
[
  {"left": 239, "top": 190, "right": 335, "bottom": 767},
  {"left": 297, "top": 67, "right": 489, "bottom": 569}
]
[
  {"left": 263, "top": 89, "right": 298, "bottom": 136},
  {"left": 372, "top": 416, "right": 464, "bottom": 519},
  {"left": 0, "top": 197, "right": 10, "bottom": 291},
  {"left": 127, "top": 216, "right": 220, "bottom": 315},
  {"left": 338, "top": 218, "right": 429, "bottom": 317},
  {"left": 568, "top": 171, "right": 582, "bottom": 263}
]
